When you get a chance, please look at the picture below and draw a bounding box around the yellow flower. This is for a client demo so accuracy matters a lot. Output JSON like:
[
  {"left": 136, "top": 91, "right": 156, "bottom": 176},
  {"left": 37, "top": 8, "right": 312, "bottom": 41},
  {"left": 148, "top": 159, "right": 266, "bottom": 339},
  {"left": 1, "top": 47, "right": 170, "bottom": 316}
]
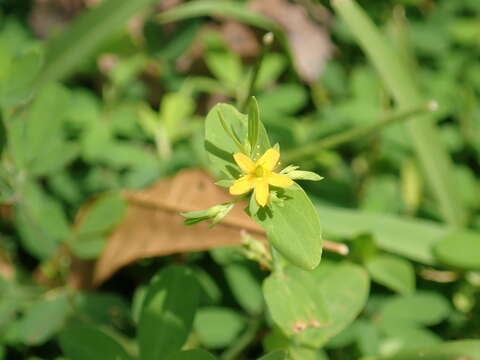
[{"left": 229, "top": 148, "right": 294, "bottom": 207}]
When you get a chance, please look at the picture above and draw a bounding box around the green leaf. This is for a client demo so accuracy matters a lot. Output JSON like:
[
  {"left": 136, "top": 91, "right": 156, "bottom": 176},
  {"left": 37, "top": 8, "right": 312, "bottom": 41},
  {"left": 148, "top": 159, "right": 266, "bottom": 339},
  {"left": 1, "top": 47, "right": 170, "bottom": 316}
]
[
  {"left": 263, "top": 266, "right": 329, "bottom": 337},
  {"left": 224, "top": 263, "right": 263, "bottom": 315},
  {"left": 204, "top": 103, "right": 270, "bottom": 178},
  {"left": 247, "top": 97, "right": 260, "bottom": 154},
  {"left": 317, "top": 203, "right": 447, "bottom": 264},
  {"left": 74, "top": 292, "right": 130, "bottom": 327},
  {"left": 7, "top": 83, "right": 72, "bottom": 174},
  {"left": 71, "top": 192, "right": 126, "bottom": 259},
  {"left": 258, "top": 84, "right": 308, "bottom": 117},
  {"left": 378, "top": 340, "right": 480, "bottom": 360},
  {"left": 215, "top": 179, "right": 235, "bottom": 188},
  {"left": 0, "top": 48, "right": 43, "bottom": 108},
  {"left": 30, "top": 142, "right": 79, "bottom": 177},
  {"left": 160, "top": 92, "right": 195, "bottom": 140},
  {"left": 167, "top": 349, "right": 217, "bottom": 360},
  {"left": 0, "top": 112, "right": 5, "bottom": 156},
  {"left": 14, "top": 292, "right": 71, "bottom": 345},
  {"left": 379, "top": 291, "right": 450, "bottom": 330},
  {"left": 299, "top": 262, "right": 370, "bottom": 348},
  {"left": 366, "top": 254, "right": 415, "bottom": 295},
  {"left": 434, "top": 231, "right": 480, "bottom": 269},
  {"left": 14, "top": 182, "right": 70, "bottom": 259},
  {"left": 138, "top": 265, "right": 200, "bottom": 360},
  {"left": 288, "top": 346, "right": 328, "bottom": 360},
  {"left": 256, "top": 54, "right": 287, "bottom": 90},
  {"left": 158, "top": 0, "right": 275, "bottom": 30},
  {"left": 204, "top": 52, "right": 242, "bottom": 92},
  {"left": 76, "top": 192, "right": 126, "bottom": 236},
  {"left": 0, "top": 278, "right": 19, "bottom": 335},
  {"left": 59, "top": 325, "right": 132, "bottom": 360},
  {"left": 36, "top": 0, "right": 159, "bottom": 86},
  {"left": 258, "top": 350, "right": 289, "bottom": 360},
  {"left": 383, "top": 326, "right": 441, "bottom": 353},
  {"left": 71, "top": 234, "right": 106, "bottom": 260},
  {"left": 194, "top": 268, "right": 222, "bottom": 306},
  {"left": 194, "top": 307, "right": 246, "bottom": 349},
  {"left": 332, "top": 0, "right": 466, "bottom": 227},
  {"left": 252, "top": 184, "right": 323, "bottom": 270},
  {"left": 355, "top": 320, "right": 380, "bottom": 356}
]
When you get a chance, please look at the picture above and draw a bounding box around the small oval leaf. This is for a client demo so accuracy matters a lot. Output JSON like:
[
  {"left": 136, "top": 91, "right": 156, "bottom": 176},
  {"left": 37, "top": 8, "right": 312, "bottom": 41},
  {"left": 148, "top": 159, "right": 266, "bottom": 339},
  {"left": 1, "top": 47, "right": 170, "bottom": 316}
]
[
  {"left": 434, "top": 231, "right": 480, "bottom": 269},
  {"left": 379, "top": 340, "right": 480, "bottom": 360},
  {"left": 263, "top": 266, "right": 329, "bottom": 337},
  {"left": 167, "top": 349, "right": 218, "bottom": 360},
  {"left": 138, "top": 265, "right": 200, "bottom": 360},
  {"left": 59, "top": 325, "right": 132, "bottom": 360},
  {"left": 252, "top": 184, "right": 323, "bottom": 270},
  {"left": 300, "top": 262, "right": 370, "bottom": 348},
  {"left": 366, "top": 254, "right": 415, "bottom": 295}
]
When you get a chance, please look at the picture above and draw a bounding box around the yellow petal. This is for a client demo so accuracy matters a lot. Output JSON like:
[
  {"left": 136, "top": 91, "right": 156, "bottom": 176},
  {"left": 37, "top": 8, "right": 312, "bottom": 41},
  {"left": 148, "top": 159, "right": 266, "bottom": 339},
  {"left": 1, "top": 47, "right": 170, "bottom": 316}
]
[
  {"left": 254, "top": 180, "right": 269, "bottom": 207},
  {"left": 267, "top": 172, "right": 294, "bottom": 188},
  {"left": 233, "top": 153, "right": 255, "bottom": 173},
  {"left": 257, "top": 148, "right": 279, "bottom": 171},
  {"left": 229, "top": 175, "right": 254, "bottom": 195}
]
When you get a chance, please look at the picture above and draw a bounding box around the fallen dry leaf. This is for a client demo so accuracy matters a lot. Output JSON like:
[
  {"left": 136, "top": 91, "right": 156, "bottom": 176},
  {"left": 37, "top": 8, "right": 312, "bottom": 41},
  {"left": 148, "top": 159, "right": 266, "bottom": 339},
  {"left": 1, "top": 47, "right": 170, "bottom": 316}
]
[
  {"left": 0, "top": 204, "right": 12, "bottom": 223},
  {"left": 250, "top": 0, "right": 333, "bottom": 83},
  {"left": 176, "top": 21, "right": 260, "bottom": 73},
  {"left": 29, "top": 0, "right": 86, "bottom": 38},
  {"left": 92, "top": 169, "right": 264, "bottom": 285},
  {"left": 220, "top": 20, "right": 260, "bottom": 58},
  {"left": 70, "top": 169, "right": 346, "bottom": 287},
  {"left": 0, "top": 249, "right": 14, "bottom": 280}
]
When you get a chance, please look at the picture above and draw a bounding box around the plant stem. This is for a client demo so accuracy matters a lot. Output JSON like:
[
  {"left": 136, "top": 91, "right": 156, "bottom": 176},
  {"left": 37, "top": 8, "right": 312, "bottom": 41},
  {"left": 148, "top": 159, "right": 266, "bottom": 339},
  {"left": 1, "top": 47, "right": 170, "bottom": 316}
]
[
  {"left": 221, "top": 317, "right": 262, "bottom": 360},
  {"left": 283, "top": 101, "right": 436, "bottom": 164},
  {"left": 239, "top": 32, "right": 274, "bottom": 112}
]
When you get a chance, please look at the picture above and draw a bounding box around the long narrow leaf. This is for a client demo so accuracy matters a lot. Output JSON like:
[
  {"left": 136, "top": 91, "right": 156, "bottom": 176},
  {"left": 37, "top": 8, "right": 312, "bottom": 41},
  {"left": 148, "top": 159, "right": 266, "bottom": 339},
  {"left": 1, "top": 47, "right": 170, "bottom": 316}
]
[
  {"left": 36, "top": 0, "right": 160, "bottom": 87},
  {"left": 331, "top": 0, "right": 467, "bottom": 226},
  {"left": 158, "top": 0, "right": 275, "bottom": 30}
]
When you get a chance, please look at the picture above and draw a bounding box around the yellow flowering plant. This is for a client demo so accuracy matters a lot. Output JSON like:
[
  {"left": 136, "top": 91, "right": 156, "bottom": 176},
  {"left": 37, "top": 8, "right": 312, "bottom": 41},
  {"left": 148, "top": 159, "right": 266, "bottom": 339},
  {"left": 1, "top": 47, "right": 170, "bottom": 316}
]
[
  {"left": 229, "top": 148, "right": 293, "bottom": 207},
  {"left": 182, "top": 98, "right": 324, "bottom": 270}
]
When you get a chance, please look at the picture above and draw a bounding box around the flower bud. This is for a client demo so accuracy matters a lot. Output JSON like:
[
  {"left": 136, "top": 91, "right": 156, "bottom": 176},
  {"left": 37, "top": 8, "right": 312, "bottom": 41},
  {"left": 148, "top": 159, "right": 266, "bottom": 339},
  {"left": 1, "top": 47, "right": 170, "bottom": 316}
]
[{"left": 181, "top": 202, "right": 235, "bottom": 227}]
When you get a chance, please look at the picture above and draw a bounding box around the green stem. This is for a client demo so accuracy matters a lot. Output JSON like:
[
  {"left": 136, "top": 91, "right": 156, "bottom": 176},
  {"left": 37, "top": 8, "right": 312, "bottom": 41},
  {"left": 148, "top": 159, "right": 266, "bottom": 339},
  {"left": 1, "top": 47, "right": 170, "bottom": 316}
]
[
  {"left": 221, "top": 317, "right": 262, "bottom": 360},
  {"left": 239, "top": 33, "right": 274, "bottom": 112},
  {"left": 283, "top": 101, "right": 436, "bottom": 164}
]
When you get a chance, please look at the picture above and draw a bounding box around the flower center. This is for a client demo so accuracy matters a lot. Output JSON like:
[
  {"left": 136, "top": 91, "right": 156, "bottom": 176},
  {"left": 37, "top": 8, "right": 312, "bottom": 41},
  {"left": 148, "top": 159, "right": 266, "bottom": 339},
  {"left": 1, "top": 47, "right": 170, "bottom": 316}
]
[{"left": 253, "top": 165, "right": 265, "bottom": 178}]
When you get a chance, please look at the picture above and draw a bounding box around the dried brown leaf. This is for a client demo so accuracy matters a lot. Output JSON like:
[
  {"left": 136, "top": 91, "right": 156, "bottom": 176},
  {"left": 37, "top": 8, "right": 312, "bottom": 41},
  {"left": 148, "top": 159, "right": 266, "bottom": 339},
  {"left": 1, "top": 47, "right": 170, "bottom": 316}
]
[
  {"left": 0, "top": 249, "right": 14, "bottom": 280},
  {"left": 92, "top": 169, "right": 264, "bottom": 285},
  {"left": 176, "top": 21, "right": 260, "bottom": 73},
  {"left": 71, "top": 169, "right": 343, "bottom": 287},
  {"left": 250, "top": 0, "right": 333, "bottom": 83},
  {"left": 29, "top": 0, "right": 86, "bottom": 38},
  {"left": 220, "top": 20, "right": 260, "bottom": 58}
]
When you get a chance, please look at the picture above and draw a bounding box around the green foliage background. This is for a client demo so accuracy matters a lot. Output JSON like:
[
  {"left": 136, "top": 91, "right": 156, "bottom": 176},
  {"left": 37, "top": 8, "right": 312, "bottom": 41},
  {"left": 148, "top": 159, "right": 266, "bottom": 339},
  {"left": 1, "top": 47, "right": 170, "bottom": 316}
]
[{"left": 1, "top": 0, "right": 480, "bottom": 359}]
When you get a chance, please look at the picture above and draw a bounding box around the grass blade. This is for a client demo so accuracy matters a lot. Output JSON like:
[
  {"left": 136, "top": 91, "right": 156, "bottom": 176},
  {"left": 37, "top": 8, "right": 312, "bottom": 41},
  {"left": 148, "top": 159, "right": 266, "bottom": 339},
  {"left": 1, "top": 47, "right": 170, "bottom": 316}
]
[
  {"left": 331, "top": 0, "right": 467, "bottom": 226},
  {"left": 158, "top": 0, "right": 275, "bottom": 30},
  {"left": 36, "top": 0, "right": 159, "bottom": 87}
]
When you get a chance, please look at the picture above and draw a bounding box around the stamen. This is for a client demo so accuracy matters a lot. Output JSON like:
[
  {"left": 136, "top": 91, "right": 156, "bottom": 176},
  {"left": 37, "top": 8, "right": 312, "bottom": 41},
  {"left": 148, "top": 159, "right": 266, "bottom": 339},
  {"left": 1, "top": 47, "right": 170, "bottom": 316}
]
[{"left": 254, "top": 166, "right": 264, "bottom": 177}]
